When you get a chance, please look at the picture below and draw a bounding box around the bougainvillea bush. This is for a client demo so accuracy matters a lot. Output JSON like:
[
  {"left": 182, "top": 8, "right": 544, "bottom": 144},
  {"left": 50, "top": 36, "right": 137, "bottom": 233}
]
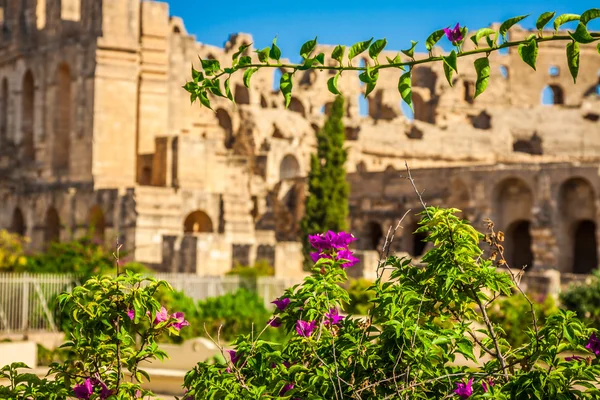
[{"left": 183, "top": 208, "right": 600, "bottom": 399}]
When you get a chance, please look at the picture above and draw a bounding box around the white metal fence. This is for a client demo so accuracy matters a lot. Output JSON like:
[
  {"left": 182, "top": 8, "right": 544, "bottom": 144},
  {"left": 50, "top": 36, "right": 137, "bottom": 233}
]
[{"left": 0, "top": 273, "right": 301, "bottom": 334}]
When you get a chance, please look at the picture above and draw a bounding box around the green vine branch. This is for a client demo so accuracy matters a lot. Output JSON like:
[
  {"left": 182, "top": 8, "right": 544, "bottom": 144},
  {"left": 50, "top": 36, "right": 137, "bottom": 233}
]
[{"left": 184, "top": 9, "right": 600, "bottom": 112}]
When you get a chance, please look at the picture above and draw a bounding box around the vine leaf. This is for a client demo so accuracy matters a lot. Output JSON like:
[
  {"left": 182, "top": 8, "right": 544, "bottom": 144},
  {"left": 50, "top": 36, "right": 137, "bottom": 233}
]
[
  {"left": 554, "top": 14, "right": 580, "bottom": 31},
  {"left": 386, "top": 53, "right": 402, "bottom": 65},
  {"left": 442, "top": 50, "right": 458, "bottom": 86},
  {"left": 224, "top": 78, "right": 234, "bottom": 102},
  {"left": 207, "top": 79, "right": 225, "bottom": 98},
  {"left": 280, "top": 72, "right": 293, "bottom": 107},
  {"left": 331, "top": 45, "right": 346, "bottom": 64},
  {"left": 598, "top": 43, "right": 600, "bottom": 54},
  {"left": 257, "top": 47, "right": 270, "bottom": 63},
  {"left": 201, "top": 58, "right": 220, "bottom": 76},
  {"left": 401, "top": 41, "right": 418, "bottom": 58},
  {"left": 398, "top": 72, "right": 412, "bottom": 110},
  {"left": 570, "top": 23, "right": 597, "bottom": 44},
  {"left": 232, "top": 43, "right": 252, "bottom": 62},
  {"left": 499, "top": 15, "right": 529, "bottom": 39},
  {"left": 348, "top": 38, "right": 374, "bottom": 62},
  {"left": 518, "top": 37, "right": 538, "bottom": 70},
  {"left": 269, "top": 37, "right": 281, "bottom": 62},
  {"left": 474, "top": 57, "right": 490, "bottom": 98},
  {"left": 425, "top": 29, "right": 445, "bottom": 51},
  {"left": 199, "top": 90, "right": 212, "bottom": 110},
  {"left": 238, "top": 56, "right": 252, "bottom": 68},
  {"left": 566, "top": 41, "right": 580, "bottom": 83},
  {"left": 474, "top": 28, "right": 496, "bottom": 45},
  {"left": 300, "top": 37, "right": 317, "bottom": 59},
  {"left": 191, "top": 65, "right": 203, "bottom": 83},
  {"left": 369, "top": 39, "right": 388, "bottom": 64},
  {"left": 581, "top": 8, "right": 600, "bottom": 25},
  {"left": 243, "top": 67, "right": 258, "bottom": 88},
  {"left": 536, "top": 12, "right": 556, "bottom": 30},
  {"left": 327, "top": 73, "right": 341, "bottom": 95}
]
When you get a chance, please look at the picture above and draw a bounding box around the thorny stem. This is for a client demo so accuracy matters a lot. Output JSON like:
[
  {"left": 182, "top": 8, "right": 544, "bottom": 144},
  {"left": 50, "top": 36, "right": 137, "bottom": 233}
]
[{"left": 113, "top": 239, "right": 123, "bottom": 391}]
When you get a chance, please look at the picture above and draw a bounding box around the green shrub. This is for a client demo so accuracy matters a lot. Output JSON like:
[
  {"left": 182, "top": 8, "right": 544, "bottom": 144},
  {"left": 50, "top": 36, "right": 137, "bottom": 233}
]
[
  {"left": 226, "top": 259, "right": 274, "bottom": 279},
  {"left": 560, "top": 271, "right": 600, "bottom": 330},
  {"left": 344, "top": 278, "right": 375, "bottom": 315}
]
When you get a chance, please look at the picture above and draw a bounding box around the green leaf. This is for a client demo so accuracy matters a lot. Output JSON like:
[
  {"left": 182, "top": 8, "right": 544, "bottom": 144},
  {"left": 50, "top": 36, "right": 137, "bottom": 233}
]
[
  {"left": 369, "top": 38, "right": 387, "bottom": 63},
  {"left": 474, "top": 28, "right": 496, "bottom": 45},
  {"left": 554, "top": 14, "right": 580, "bottom": 31},
  {"left": 425, "top": 29, "right": 445, "bottom": 51},
  {"left": 201, "top": 58, "right": 220, "bottom": 76},
  {"left": 398, "top": 72, "right": 412, "bottom": 110},
  {"left": 566, "top": 41, "right": 580, "bottom": 83},
  {"left": 315, "top": 52, "right": 325, "bottom": 65},
  {"left": 238, "top": 56, "right": 252, "bottom": 67},
  {"left": 207, "top": 79, "right": 225, "bottom": 98},
  {"left": 363, "top": 70, "right": 379, "bottom": 97},
  {"left": 598, "top": 43, "right": 600, "bottom": 54},
  {"left": 443, "top": 62, "right": 453, "bottom": 87},
  {"left": 280, "top": 72, "right": 293, "bottom": 108},
  {"left": 365, "top": 82, "right": 376, "bottom": 98},
  {"left": 401, "top": 41, "right": 418, "bottom": 58},
  {"left": 300, "top": 37, "right": 317, "bottom": 59},
  {"left": 232, "top": 43, "right": 252, "bottom": 61},
  {"left": 257, "top": 47, "right": 270, "bottom": 63},
  {"left": 243, "top": 67, "right": 258, "bottom": 88},
  {"left": 443, "top": 50, "right": 458, "bottom": 72},
  {"left": 386, "top": 53, "right": 402, "bottom": 65},
  {"left": 570, "top": 23, "right": 598, "bottom": 44},
  {"left": 359, "top": 66, "right": 378, "bottom": 85},
  {"left": 581, "top": 8, "right": 600, "bottom": 25},
  {"left": 327, "top": 73, "right": 341, "bottom": 95},
  {"left": 224, "top": 78, "right": 234, "bottom": 102},
  {"left": 199, "top": 90, "right": 212, "bottom": 110},
  {"left": 536, "top": 12, "right": 556, "bottom": 30},
  {"left": 331, "top": 45, "right": 346, "bottom": 64},
  {"left": 518, "top": 37, "right": 539, "bottom": 70},
  {"left": 348, "top": 38, "right": 374, "bottom": 61},
  {"left": 191, "top": 65, "right": 203, "bottom": 83},
  {"left": 269, "top": 38, "right": 281, "bottom": 61},
  {"left": 499, "top": 15, "right": 529, "bottom": 39},
  {"left": 474, "top": 57, "right": 490, "bottom": 98}
]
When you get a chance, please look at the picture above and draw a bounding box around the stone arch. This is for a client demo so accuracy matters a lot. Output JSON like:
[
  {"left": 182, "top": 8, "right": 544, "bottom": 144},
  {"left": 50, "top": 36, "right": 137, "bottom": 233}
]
[
  {"left": 541, "top": 84, "right": 564, "bottom": 105},
  {"left": 493, "top": 177, "right": 534, "bottom": 230},
  {"left": 279, "top": 154, "right": 300, "bottom": 180},
  {"left": 184, "top": 210, "right": 214, "bottom": 233},
  {"left": 505, "top": 220, "right": 534, "bottom": 270},
  {"left": 412, "top": 66, "right": 437, "bottom": 92},
  {"left": 1, "top": 78, "right": 8, "bottom": 143},
  {"left": 558, "top": 177, "right": 597, "bottom": 272},
  {"left": 21, "top": 70, "right": 35, "bottom": 161},
  {"left": 216, "top": 108, "right": 234, "bottom": 149},
  {"left": 412, "top": 92, "right": 431, "bottom": 123},
  {"left": 45, "top": 207, "right": 61, "bottom": 245},
  {"left": 53, "top": 63, "right": 72, "bottom": 171},
  {"left": 447, "top": 179, "right": 470, "bottom": 218},
  {"left": 88, "top": 205, "right": 106, "bottom": 244},
  {"left": 288, "top": 97, "right": 305, "bottom": 117},
  {"left": 234, "top": 84, "right": 250, "bottom": 104},
  {"left": 10, "top": 208, "right": 25, "bottom": 237},
  {"left": 464, "top": 81, "right": 475, "bottom": 104},
  {"left": 173, "top": 26, "right": 181, "bottom": 34},
  {"left": 549, "top": 65, "right": 560, "bottom": 77},
  {"left": 363, "top": 221, "right": 383, "bottom": 251},
  {"left": 260, "top": 94, "right": 268, "bottom": 108}
]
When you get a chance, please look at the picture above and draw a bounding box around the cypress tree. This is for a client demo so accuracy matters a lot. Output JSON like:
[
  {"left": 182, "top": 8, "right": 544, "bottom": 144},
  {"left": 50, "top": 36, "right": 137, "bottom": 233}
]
[{"left": 300, "top": 95, "right": 349, "bottom": 269}]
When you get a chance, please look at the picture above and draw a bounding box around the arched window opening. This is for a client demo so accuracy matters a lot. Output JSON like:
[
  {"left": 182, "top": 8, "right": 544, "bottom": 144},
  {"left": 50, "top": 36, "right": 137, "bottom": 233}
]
[
  {"left": 541, "top": 85, "right": 564, "bottom": 105},
  {"left": 493, "top": 177, "right": 534, "bottom": 241},
  {"left": 499, "top": 65, "right": 509, "bottom": 79},
  {"left": 173, "top": 26, "right": 181, "bottom": 34},
  {"left": 505, "top": 220, "right": 534, "bottom": 270},
  {"left": 464, "top": 81, "right": 475, "bottom": 104},
  {"left": 358, "top": 94, "right": 368, "bottom": 117},
  {"left": 364, "top": 221, "right": 383, "bottom": 251},
  {"left": 273, "top": 68, "right": 284, "bottom": 92},
  {"left": 1, "top": 78, "right": 8, "bottom": 143},
  {"left": 288, "top": 97, "right": 305, "bottom": 117},
  {"left": 279, "top": 154, "right": 300, "bottom": 180},
  {"left": 88, "top": 206, "right": 105, "bottom": 244},
  {"left": 10, "top": 208, "right": 25, "bottom": 237},
  {"left": 401, "top": 100, "right": 414, "bottom": 121},
  {"left": 448, "top": 179, "right": 470, "bottom": 219},
  {"left": 184, "top": 210, "right": 214, "bottom": 233},
  {"left": 412, "top": 67, "right": 437, "bottom": 92},
  {"left": 412, "top": 92, "right": 431, "bottom": 123},
  {"left": 471, "top": 111, "right": 491, "bottom": 130},
  {"left": 260, "top": 94, "right": 268, "bottom": 108},
  {"left": 21, "top": 70, "right": 35, "bottom": 161},
  {"left": 45, "top": 207, "right": 60, "bottom": 245},
  {"left": 216, "top": 109, "right": 234, "bottom": 149},
  {"left": 549, "top": 65, "right": 560, "bottom": 77},
  {"left": 234, "top": 84, "right": 250, "bottom": 105},
  {"left": 357, "top": 58, "right": 367, "bottom": 86},
  {"left": 572, "top": 220, "right": 598, "bottom": 274},
  {"left": 53, "top": 64, "right": 72, "bottom": 171}
]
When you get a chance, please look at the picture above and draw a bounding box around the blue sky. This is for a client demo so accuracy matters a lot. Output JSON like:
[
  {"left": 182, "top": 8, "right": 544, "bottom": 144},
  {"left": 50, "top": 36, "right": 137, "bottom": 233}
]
[{"left": 165, "top": 1, "right": 600, "bottom": 59}]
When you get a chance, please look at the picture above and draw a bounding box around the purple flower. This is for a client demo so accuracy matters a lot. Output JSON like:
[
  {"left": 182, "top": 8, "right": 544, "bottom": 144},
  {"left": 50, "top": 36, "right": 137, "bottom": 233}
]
[
  {"left": 73, "top": 378, "right": 93, "bottom": 399},
  {"left": 280, "top": 382, "right": 294, "bottom": 396},
  {"left": 325, "top": 308, "right": 344, "bottom": 325},
  {"left": 227, "top": 349, "right": 241, "bottom": 364},
  {"left": 331, "top": 231, "right": 357, "bottom": 249},
  {"left": 565, "top": 354, "right": 585, "bottom": 361},
  {"left": 454, "top": 378, "right": 473, "bottom": 399},
  {"left": 171, "top": 311, "right": 190, "bottom": 331},
  {"left": 481, "top": 378, "right": 494, "bottom": 393},
  {"left": 296, "top": 320, "right": 316, "bottom": 337},
  {"left": 272, "top": 297, "right": 290, "bottom": 311},
  {"left": 97, "top": 380, "right": 112, "bottom": 400},
  {"left": 308, "top": 231, "right": 336, "bottom": 251},
  {"left": 444, "top": 23, "right": 463, "bottom": 45},
  {"left": 283, "top": 361, "right": 292, "bottom": 369},
  {"left": 153, "top": 306, "right": 169, "bottom": 325},
  {"left": 268, "top": 317, "right": 282, "bottom": 327},
  {"left": 310, "top": 251, "right": 332, "bottom": 263},
  {"left": 126, "top": 309, "right": 135, "bottom": 321},
  {"left": 336, "top": 249, "right": 359, "bottom": 268},
  {"left": 586, "top": 333, "right": 600, "bottom": 356}
]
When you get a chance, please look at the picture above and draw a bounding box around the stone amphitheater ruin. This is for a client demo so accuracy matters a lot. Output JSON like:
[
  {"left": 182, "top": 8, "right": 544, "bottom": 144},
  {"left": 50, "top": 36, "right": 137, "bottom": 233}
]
[{"left": 1, "top": 0, "right": 600, "bottom": 281}]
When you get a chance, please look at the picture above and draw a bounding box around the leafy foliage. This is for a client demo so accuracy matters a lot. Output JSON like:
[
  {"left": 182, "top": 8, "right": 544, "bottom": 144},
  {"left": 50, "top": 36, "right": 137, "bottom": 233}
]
[
  {"left": 0, "top": 230, "right": 28, "bottom": 272},
  {"left": 561, "top": 271, "right": 600, "bottom": 330}
]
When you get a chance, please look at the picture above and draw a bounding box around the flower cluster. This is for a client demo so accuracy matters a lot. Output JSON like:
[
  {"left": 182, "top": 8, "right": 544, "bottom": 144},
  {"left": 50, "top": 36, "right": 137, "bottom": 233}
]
[
  {"left": 308, "top": 231, "right": 359, "bottom": 268},
  {"left": 586, "top": 332, "right": 600, "bottom": 356},
  {"left": 444, "top": 23, "right": 463, "bottom": 45},
  {"left": 73, "top": 377, "right": 112, "bottom": 400},
  {"left": 127, "top": 306, "right": 190, "bottom": 331}
]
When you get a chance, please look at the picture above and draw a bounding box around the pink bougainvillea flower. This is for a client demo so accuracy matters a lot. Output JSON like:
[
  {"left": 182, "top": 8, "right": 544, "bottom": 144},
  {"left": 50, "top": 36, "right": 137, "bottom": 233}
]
[
  {"left": 268, "top": 317, "right": 282, "bottom": 327},
  {"left": 153, "top": 306, "right": 169, "bottom": 325},
  {"left": 171, "top": 311, "right": 190, "bottom": 330},
  {"left": 586, "top": 333, "right": 600, "bottom": 356},
  {"left": 73, "top": 378, "right": 94, "bottom": 399},
  {"left": 444, "top": 23, "right": 463, "bottom": 45},
  {"left": 324, "top": 308, "right": 344, "bottom": 325},
  {"left": 310, "top": 251, "right": 332, "bottom": 263},
  {"left": 565, "top": 354, "right": 585, "bottom": 362},
  {"left": 97, "top": 380, "right": 112, "bottom": 400},
  {"left": 227, "top": 349, "right": 241, "bottom": 364},
  {"left": 280, "top": 382, "right": 294, "bottom": 396},
  {"left": 331, "top": 231, "right": 357, "bottom": 249},
  {"left": 283, "top": 360, "right": 292, "bottom": 369},
  {"left": 126, "top": 309, "right": 135, "bottom": 321},
  {"left": 454, "top": 378, "right": 473, "bottom": 399},
  {"left": 272, "top": 297, "right": 290, "bottom": 311},
  {"left": 481, "top": 378, "right": 495, "bottom": 393},
  {"left": 135, "top": 389, "right": 143, "bottom": 398},
  {"left": 336, "top": 249, "right": 359, "bottom": 268},
  {"left": 308, "top": 231, "right": 336, "bottom": 250},
  {"left": 296, "top": 319, "right": 316, "bottom": 337}
]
